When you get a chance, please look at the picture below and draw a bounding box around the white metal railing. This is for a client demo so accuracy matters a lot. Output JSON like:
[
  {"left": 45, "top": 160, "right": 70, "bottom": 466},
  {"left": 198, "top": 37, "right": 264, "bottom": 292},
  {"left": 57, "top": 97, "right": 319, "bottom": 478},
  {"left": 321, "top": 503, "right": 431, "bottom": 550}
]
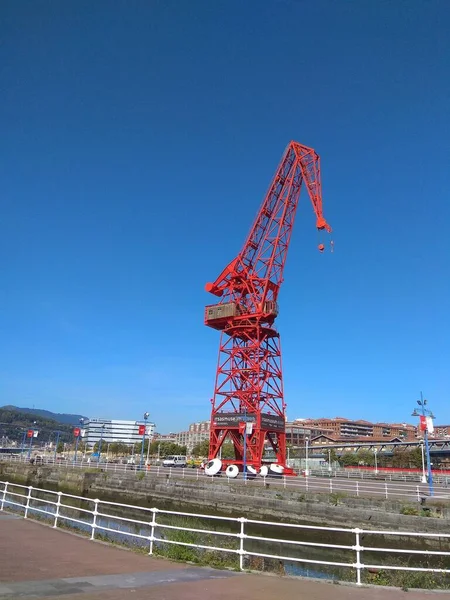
[
  {"left": 1, "top": 454, "right": 450, "bottom": 502},
  {"left": 1, "top": 480, "right": 450, "bottom": 588}
]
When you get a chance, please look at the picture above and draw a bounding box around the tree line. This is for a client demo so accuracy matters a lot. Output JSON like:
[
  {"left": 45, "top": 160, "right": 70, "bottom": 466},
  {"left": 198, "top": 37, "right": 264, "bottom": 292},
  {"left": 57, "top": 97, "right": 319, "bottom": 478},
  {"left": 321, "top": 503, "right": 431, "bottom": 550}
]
[
  {"left": 327, "top": 447, "right": 424, "bottom": 469},
  {"left": 91, "top": 439, "right": 234, "bottom": 459},
  {"left": 0, "top": 407, "right": 74, "bottom": 444},
  {"left": 92, "top": 440, "right": 188, "bottom": 457}
]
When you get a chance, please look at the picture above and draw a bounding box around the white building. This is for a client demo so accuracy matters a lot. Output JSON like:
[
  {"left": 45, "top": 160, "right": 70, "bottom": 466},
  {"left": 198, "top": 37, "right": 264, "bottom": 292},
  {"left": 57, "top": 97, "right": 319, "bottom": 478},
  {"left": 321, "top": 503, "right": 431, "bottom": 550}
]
[{"left": 85, "top": 418, "right": 155, "bottom": 448}]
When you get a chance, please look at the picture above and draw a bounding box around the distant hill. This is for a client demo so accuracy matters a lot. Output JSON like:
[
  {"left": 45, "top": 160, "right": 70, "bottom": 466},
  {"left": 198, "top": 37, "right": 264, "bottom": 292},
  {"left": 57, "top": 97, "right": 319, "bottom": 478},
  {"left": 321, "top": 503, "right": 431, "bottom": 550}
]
[
  {"left": 0, "top": 405, "right": 88, "bottom": 426},
  {"left": 0, "top": 406, "right": 82, "bottom": 443}
]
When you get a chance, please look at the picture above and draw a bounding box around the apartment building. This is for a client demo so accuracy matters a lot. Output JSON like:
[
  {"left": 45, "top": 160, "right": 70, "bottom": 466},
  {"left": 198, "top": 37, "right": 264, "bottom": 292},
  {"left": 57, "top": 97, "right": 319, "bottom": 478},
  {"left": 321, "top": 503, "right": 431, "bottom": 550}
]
[
  {"left": 175, "top": 420, "right": 211, "bottom": 452},
  {"left": 298, "top": 417, "right": 416, "bottom": 441},
  {"left": 430, "top": 425, "right": 450, "bottom": 439},
  {"left": 285, "top": 422, "right": 332, "bottom": 445}
]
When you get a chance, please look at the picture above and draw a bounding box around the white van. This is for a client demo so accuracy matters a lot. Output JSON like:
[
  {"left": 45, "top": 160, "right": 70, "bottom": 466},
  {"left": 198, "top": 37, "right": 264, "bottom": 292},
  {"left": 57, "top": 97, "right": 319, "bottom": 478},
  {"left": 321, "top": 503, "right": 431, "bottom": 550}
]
[{"left": 162, "top": 455, "right": 187, "bottom": 468}]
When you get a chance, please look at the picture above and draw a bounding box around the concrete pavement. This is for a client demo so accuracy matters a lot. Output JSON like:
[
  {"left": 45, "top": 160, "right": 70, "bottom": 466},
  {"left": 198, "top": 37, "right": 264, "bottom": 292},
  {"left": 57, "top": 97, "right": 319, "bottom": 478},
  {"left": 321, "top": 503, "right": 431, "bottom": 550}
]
[{"left": 0, "top": 513, "right": 440, "bottom": 599}]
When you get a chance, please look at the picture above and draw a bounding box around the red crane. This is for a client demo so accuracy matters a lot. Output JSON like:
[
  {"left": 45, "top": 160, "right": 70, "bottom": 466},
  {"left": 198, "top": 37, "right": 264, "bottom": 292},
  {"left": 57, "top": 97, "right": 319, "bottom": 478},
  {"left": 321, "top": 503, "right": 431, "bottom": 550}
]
[{"left": 204, "top": 141, "right": 332, "bottom": 476}]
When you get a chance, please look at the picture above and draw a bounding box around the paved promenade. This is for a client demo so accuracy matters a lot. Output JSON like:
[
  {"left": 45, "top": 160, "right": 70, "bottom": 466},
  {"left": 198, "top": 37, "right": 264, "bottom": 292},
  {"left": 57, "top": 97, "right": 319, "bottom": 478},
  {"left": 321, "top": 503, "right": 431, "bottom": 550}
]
[{"left": 0, "top": 513, "right": 439, "bottom": 599}]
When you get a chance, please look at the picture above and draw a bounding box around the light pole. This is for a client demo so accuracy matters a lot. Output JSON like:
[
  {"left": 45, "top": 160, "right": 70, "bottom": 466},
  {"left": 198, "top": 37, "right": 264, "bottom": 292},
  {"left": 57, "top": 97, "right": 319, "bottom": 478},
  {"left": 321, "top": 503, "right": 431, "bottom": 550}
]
[
  {"left": 305, "top": 437, "right": 309, "bottom": 476},
  {"left": 98, "top": 424, "right": 106, "bottom": 460},
  {"left": 327, "top": 448, "right": 332, "bottom": 472},
  {"left": 27, "top": 421, "right": 37, "bottom": 459},
  {"left": 140, "top": 412, "right": 150, "bottom": 470},
  {"left": 21, "top": 429, "right": 27, "bottom": 458},
  {"left": 412, "top": 392, "right": 434, "bottom": 496},
  {"left": 373, "top": 448, "right": 378, "bottom": 475},
  {"left": 242, "top": 405, "right": 248, "bottom": 479},
  {"left": 146, "top": 423, "right": 154, "bottom": 466},
  {"left": 53, "top": 430, "right": 62, "bottom": 463},
  {"left": 74, "top": 418, "right": 84, "bottom": 464},
  {"left": 419, "top": 440, "right": 426, "bottom": 484}
]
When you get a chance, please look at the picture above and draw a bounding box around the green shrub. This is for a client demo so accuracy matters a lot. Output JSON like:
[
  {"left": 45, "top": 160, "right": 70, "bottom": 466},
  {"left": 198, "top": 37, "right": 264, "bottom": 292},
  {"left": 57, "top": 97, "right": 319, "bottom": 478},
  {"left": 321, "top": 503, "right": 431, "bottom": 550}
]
[{"left": 400, "top": 505, "right": 419, "bottom": 516}]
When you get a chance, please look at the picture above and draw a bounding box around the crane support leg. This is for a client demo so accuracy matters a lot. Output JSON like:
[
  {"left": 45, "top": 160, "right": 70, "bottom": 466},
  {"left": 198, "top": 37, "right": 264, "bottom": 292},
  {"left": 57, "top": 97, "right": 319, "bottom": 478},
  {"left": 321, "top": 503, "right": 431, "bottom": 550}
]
[{"left": 209, "top": 325, "right": 286, "bottom": 469}]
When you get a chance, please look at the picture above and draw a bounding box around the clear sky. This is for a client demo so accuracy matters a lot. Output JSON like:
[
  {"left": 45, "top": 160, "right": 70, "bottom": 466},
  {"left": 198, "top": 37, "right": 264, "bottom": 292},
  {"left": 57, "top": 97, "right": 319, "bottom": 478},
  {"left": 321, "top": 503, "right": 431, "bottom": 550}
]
[{"left": 1, "top": 0, "right": 449, "bottom": 432}]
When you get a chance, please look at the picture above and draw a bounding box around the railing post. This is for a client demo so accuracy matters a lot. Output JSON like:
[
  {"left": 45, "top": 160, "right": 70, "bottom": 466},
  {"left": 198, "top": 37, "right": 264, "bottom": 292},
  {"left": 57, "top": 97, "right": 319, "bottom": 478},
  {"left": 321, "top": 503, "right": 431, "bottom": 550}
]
[
  {"left": 329, "top": 479, "right": 333, "bottom": 493},
  {"left": 385, "top": 483, "right": 388, "bottom": 499},
  {"left": 238, "top": 517, "right": 247, "bottom": 571},
  {"left": 354, "top": 528, "right": 362, "bottom": 585},
  {"left": 196, "top": 469, "right": 199, "bottom": 480},
  {"left": 182, "top": 468, "right": 185, "bottom": 479},
  {"left": 149, "top": 507, "right": 158, "bottom": 555},
  {"left": 0, "top": 481, "right": 8, "bottom": 511},
  {"left": 24, "top": 486, "right": 33, "bottom": 519},
  {"left": 356, "top": 481, "right": 359, "bottom": 497},
  {"left": 53, "top": 491, "right": 62, "bottom": 528},
  {"left": 90, "top": 499, "right": 100, "bottom": 540},
  {"left": 416, "top": 485, "right": 420, "bottom": 502},
  {"left": 283, "top": 475, "right": 286, "bottom": 489},
  {"left": 305, "top": 476, "right": 309, "bottom": 492}
]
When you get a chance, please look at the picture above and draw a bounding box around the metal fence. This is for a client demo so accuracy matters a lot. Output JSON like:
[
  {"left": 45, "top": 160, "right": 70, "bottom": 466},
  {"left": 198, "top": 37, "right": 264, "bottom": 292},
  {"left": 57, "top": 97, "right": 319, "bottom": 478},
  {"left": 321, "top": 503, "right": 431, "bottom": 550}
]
[
  {"left": 2, "top": 454, "right": 450, "bottom": 502},
  {"left": 1, "top": 480, "right": 450, "bottom": 588}
]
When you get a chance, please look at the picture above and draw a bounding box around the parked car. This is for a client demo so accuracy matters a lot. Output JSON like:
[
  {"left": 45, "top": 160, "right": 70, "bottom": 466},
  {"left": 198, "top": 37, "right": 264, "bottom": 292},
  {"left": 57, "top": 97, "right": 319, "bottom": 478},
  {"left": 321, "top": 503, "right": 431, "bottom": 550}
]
[{"left": 162, "top": 455, "right": 187, "bottom": 468}]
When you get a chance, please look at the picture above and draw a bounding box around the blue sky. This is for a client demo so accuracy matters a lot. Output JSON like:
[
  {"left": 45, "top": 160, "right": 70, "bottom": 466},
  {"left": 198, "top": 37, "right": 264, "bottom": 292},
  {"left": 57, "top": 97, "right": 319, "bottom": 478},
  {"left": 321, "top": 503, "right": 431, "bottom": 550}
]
[{"left": 1, "top": 0, "right": 449, "bottom": 432}]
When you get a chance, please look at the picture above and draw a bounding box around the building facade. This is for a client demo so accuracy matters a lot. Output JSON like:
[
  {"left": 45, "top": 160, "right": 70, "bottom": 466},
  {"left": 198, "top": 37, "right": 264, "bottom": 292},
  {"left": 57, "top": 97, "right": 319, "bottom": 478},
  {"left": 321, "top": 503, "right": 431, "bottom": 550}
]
[
  {"left": 175, "top": 420, "right": 210, "bottom": 452},
  {"left": 85, "top": 418, "right": 155, "bottom": 448},
  {"left": 297, "top": 417, "right": 416, "bottom": 441},
  {"left": 284, "top": 422, "right": 332, "bottom": 446},
  {"left": 430, "top": 425, "right": 450, "bottom": 439}
]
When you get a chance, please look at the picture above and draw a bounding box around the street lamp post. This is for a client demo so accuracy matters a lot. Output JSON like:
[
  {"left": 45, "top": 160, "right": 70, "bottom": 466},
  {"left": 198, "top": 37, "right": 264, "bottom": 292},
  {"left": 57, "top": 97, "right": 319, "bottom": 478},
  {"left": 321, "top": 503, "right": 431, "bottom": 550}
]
[
  {"left": 305, "top": 437, "right": 310, "bottom": 476},
  {"left": 74, "top": 418, "right": 84, "bottom": 464},
  {"left": 412, "top": 392, "right": 434, "bottom": 496},
  {"left": 53, "top": 431, "right": 61, "bottom": 463},
  {"left": 243, "top": 426, "right": 247, "bottom": 479},
  {"left": 98, "top": 424, "right": 106, "bottom": 460},
  {"left": 146, "top": 423, "right": 154, "bottom": 466},
  {"left": 419, "top": 441, "right": 426, "bottom": 483},
  {"left": 21, "top": 429, "right": 27, "bottom": 458},
  {"left": 140, "top": 412, "right": 150, "bottom": 470},
  {"left": 27, "top": 421, "right": 37, "bottom": 459},
  {"left": 373, "top": 448, "right": 378, "bottom": 475},
  {"left": 242, "top": 406, "right": 248, "bottom": 479},
  {"left": 328, "top": 448, "right": 332, "bottom": 472}
]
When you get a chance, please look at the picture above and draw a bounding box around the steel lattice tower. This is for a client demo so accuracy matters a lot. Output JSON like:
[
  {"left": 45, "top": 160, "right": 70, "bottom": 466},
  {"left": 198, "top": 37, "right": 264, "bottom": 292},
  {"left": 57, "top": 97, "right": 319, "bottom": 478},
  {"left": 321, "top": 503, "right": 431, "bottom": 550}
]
[{"left": 204, "top": 141, "right": 332, "bottom": 472}]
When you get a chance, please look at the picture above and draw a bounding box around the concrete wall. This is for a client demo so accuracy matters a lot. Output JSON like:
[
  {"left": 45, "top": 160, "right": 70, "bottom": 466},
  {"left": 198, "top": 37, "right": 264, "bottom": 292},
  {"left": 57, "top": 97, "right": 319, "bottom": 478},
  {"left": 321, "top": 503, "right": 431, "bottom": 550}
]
[{"left": 1, "top": 461, "right": 449, "bottom": 533}]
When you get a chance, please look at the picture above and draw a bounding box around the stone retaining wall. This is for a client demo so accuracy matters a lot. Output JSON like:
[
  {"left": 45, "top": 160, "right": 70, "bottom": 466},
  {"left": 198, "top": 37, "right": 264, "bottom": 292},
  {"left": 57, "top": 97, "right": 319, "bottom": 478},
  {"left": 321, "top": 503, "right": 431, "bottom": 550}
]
[{"left": 1, "top": 461, "right": 449, "bottom": 533}]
